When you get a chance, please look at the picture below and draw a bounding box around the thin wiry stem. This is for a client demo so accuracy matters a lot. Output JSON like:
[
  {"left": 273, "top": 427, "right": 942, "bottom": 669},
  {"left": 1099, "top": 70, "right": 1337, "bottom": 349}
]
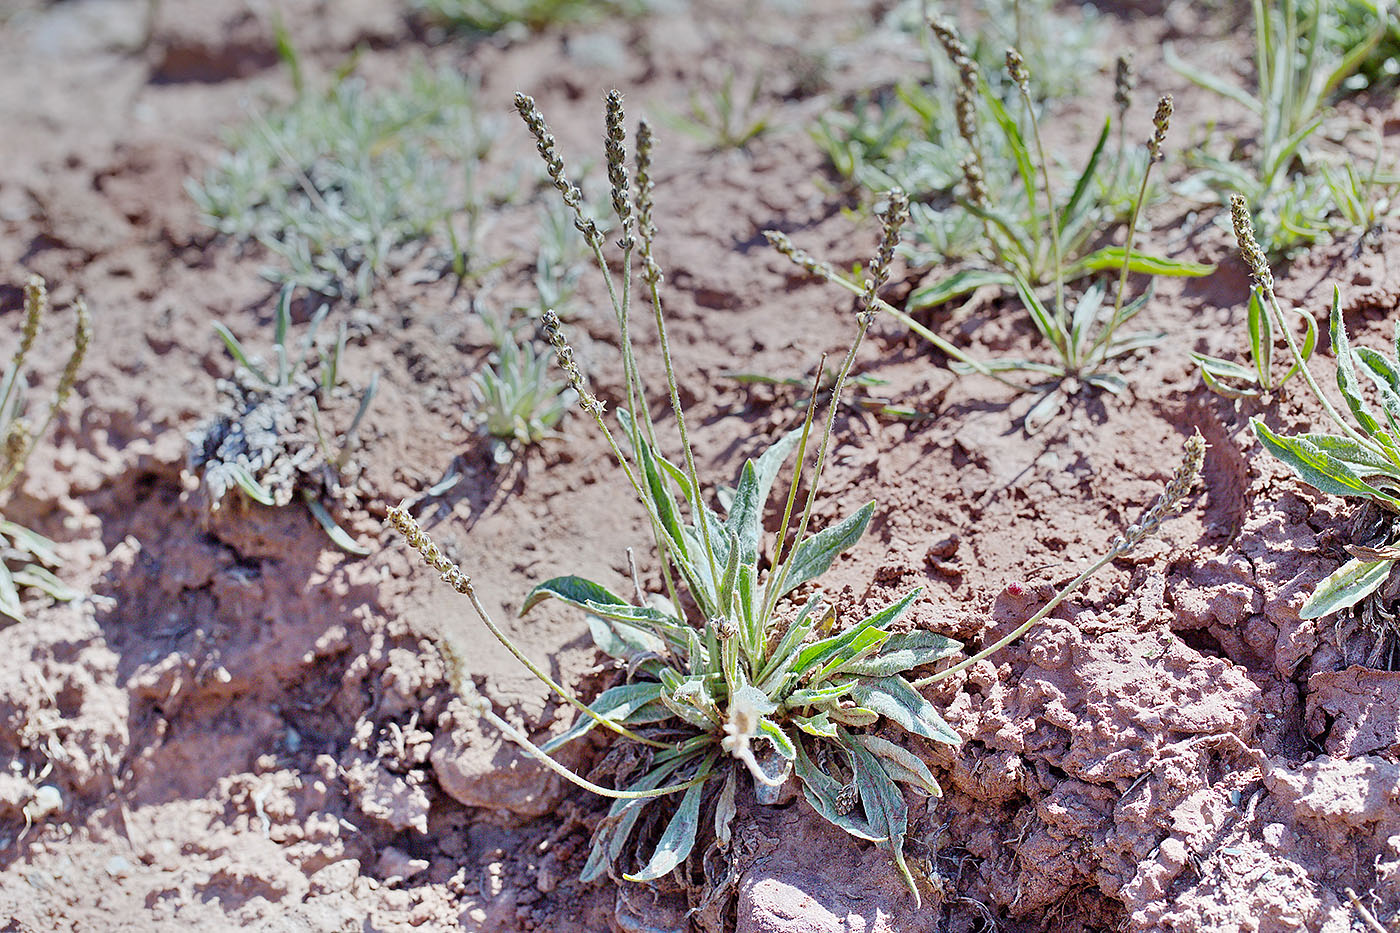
[
  {"left": 1088, "top": 95, "right": 1172, "bottom": 370},
  {"left": 762, "top": 355, "right": 824, "bottom": 626},
  {"left": 915, "top": 430, "right": 1206, "bottom": 687},
  {"left": 388, "top": 505, "right": 671, "bottom": 749},
  {"left": 1008, "top": 50, "right": 1066, "bottom": 346},
  {"left": 643, "top": 271, "right": 721, "bottom": 601}
]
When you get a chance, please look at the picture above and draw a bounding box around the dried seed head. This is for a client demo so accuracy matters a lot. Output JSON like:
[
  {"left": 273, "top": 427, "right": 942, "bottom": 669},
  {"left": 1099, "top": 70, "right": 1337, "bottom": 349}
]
[
  {"left": 54, "top": 297, "right": 91, "bottom": 410},
  {"left": 835, "top": 782, "right": 859, "bottom": 815},
  {"left": 930, "top": 20, "right": 981, "bottom": 148},
  {"left": 710, "top": 616, "right": 739, "bottom": 641},
  {"left": 1108, "top": 429, "right": 1207, "bottom": 558},
  {"left": 14, "top": 275, "right": 45, "bottom": 372},
  {"left": 1114, "top": 53, "right": 1135, "bottom": 115},
  {"left": 930, "top": 19, "right": 976, "bottom": 85},
  {"left": 604, "top": 90, "right": 634, "bottom": 243},
  {"left": 764, "top": 230, "right": 835, "bottom": 281},
  {"left": 3, "top": 420, "right": 29, "bottom": 472},
  {"left": 387, "top": 504, "right": 473, "bottom": 594},
  {"left": 960, "top": 154, "right": 988, "bottom": 208},
  {"left": 1005, "top": 48, "right": 1029, "bottom": 92},
  {"left": 1230, "top": 195, "right": 1273, "bottom": 290},
  {"left": 860, "top": 188, "right": 910, "bottom": 324},
  {"left": 634, "top": 118, "right": 662, "bottom": 285},
  {"left": 1147, "top": 94, "right": 1173, "bottom": 163},
  {"left": 540, "top": 310, "right": 604, "bottom": 416},
  {"left": 513, "top": 92, "right": 602, "bottom": 247}
]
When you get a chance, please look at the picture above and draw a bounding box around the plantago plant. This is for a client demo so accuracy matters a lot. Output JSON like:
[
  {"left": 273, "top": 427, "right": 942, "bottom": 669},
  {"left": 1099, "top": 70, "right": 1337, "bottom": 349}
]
[
  {"left": 1191, "top": 251, "right": 1318, "bottom": 399},
  {"left": 0, "top": 276, "right": 89, "bottom": 624},
  {"left": 187, "top": 286, "right": 377, "bottom": 554},
  {"left": 1231, "top": 195, "right": 1400, "bottom": 658},
  {"left": 793, "top": 21, "right": 1211, "bottom": 431},
  {"left": 389, "top": 90, "right": 1210, "bottom": 907},
  {"left": 1168, "top": 0, "right": 1392, "bottom": 256}
]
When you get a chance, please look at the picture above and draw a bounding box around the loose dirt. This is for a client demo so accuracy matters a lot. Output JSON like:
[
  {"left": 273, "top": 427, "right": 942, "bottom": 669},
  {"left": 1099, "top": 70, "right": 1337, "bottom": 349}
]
[{"left": 0, "top": 1, "right": 1396, "bottom": 931}]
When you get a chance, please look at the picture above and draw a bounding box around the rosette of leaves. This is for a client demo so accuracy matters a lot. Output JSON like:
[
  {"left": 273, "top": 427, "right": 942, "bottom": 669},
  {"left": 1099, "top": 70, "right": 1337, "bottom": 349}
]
[
  {"left": 1252, "top": 287, "right": 1400, "bottom": 632},
  {"left": 187, "top": 285, "right": 377, "bottom": 554},
  {"left": 0, "top": 276, "right": 88, "bottom": 624},
  {"left": 521, "top": 414, "right": 961, "bottom": 897},
  {"left": 469, "top": 308, "right": 572, "bottom": 462},
  {"left": 1192, "top": 284, "right": 1317, "bottom": 398}
]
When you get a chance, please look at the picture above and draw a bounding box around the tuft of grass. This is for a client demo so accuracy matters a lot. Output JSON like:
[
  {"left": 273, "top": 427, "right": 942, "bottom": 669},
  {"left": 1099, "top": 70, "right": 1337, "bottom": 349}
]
[
  {"left": 412, "top": 0, "right": 646, "bottom": 34},
  {"left": 0, "top": 276, "right": 89, "bottom": 624},
  {"left": 1233, "top": 192, "right": 1400, "bottom": 664},
  {"left": 388, "top": 90, "right": 1207, "bottom": 907},
  {"left": 667, "top": 70, "right": 774, "bottom": 153},
  {"left": 469, "top": 305, "right": 573, "bottom": 462},
  {"left": 187, "top": 286, "right": 378, "bottom": 554},
  {"left": 1167, "top": 0, "right": 1393, "bottom": 256},
  {"left": 188, "top": 64, "right": 503, "bottom": 300}
]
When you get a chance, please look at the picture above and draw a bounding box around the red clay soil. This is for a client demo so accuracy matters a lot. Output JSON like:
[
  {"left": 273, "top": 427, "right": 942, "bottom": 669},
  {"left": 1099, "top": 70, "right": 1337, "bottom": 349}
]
[{"left": 0, "top": 1, "right": 1397, "bottom": 931}]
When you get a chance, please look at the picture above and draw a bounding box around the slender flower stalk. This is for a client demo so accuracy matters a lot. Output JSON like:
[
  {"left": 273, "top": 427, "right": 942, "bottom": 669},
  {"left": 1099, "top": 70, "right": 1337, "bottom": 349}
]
[
  {"left": 1007, "top": 47, "right": 1066, "bottom": 343},
  {"left": 766, "top": 191, "right": 909, "bottom": 616},
  {"left": 764, "top": 229, "right": 1024, "bottom": 390},
  {"left": 388, "top": 503, "right": 669, "bottom": 749},
  {"left": 1232, "top": 195, "right": 1377, "bottom": 454},
  {"left": 1086, "top": 95, "right": 1172, "bottom": 369},
  {"left": 915, "top": 430, "right": 1207, "bottom": 688}
]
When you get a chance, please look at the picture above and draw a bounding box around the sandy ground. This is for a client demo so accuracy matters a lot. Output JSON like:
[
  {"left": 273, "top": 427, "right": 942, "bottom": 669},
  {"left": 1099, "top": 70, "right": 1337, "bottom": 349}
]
[{"left": 0, "top": 1, "right": 1397, "bottom": 931}]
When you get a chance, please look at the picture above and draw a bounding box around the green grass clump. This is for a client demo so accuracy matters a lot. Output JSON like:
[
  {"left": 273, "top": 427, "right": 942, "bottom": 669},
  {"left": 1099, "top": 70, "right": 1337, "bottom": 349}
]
[
  {"left": 1168, "top": 0, "right": 1394, "bottom": 256},
  {"left": 187, "top": 286, "right": 377, "bottom": 554},
  {"left": 667, "top": 70, "right": 774, "bottom": 153},
  {"left": 188, "top": 66, "right": 501, "bottom": 300},
  {"left": 469, "top": 307, "right": 572, "bottom": 461},
  {"left": 413, "top": 0, "right": 645, "bottom": 34},
  {"left": 0, "top": 276, "right": 89, "bottom": 624},
  {"left": 1231, "top": 194, "right": 1400, "bottom": 663},
  {"left": 388, "top": 90, "right": 1207, "bottom": 908}
]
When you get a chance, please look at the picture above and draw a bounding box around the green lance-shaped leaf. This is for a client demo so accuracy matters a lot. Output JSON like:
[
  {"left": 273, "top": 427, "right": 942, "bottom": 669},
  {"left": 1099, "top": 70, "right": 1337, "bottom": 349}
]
[
  {"left": 776, "top": 501, "right": 875, "bottom": 599},
  {"left": 1330, "top": 285, "right": 1386, "bottom": 440},
  {"left": 0, "top": 563, "right": 25, "bottom": 624},
  {"left": 849, "top": 733, "right": 941, "bottom": 797},
  {"left": 726, "top": 427, "right": 804, "bottom": 564},
  {"left": 906, "top": 268, "right": 1015, "bottom": 312},
  {"left": 623, "top": 773, "right": 706, "bottom": 882},
  {"left": 10, "top": 565, "right": 78, "bottom": 602},
  {"left": 1247, "top": 285, "right": 1273, "bottom": 388},
  {"left": 789, "top": 589, "right": 922, "bottom": 679},
  {"left": 831, "top": 630, "right": 962, "bottom": 678},
  {"left": 849, "top": 676, "right": 959, "bottom": 746},
  {"left": 0, "top": 521, "right": 61, "bottom": 567},
  {"left": 586, "top": 614, "right": 667, "bottom": 662},
  {"left": 1059, "top": 116, "right": 1110, "bottom": 231},
  {"left": 793, "top": 738, "right": 883, "bottom": 841},
  {"left": 1291, "top": 434, "right": 1400, "bottom": 480},
  {"left": 581, "top": 754, "right": 691, "bottom": 883},
  {"left": 847, "top": 737, "right": 920, "bottom": 905},
  {"left": 1193, "top": 353, "right": 1263, "bottom": 398},
  {"left": 1063, "top": 246, "right": 1215, "bottom": 279},
  {"left": 541, "top": 682, "right": 668, "bottom": 753},
  {"left": 1252, "top": 421, "right": 1400, "bottom": 507},
  {"left": 1300, "top": 557, "right": 1395, "bottom": 620}
]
